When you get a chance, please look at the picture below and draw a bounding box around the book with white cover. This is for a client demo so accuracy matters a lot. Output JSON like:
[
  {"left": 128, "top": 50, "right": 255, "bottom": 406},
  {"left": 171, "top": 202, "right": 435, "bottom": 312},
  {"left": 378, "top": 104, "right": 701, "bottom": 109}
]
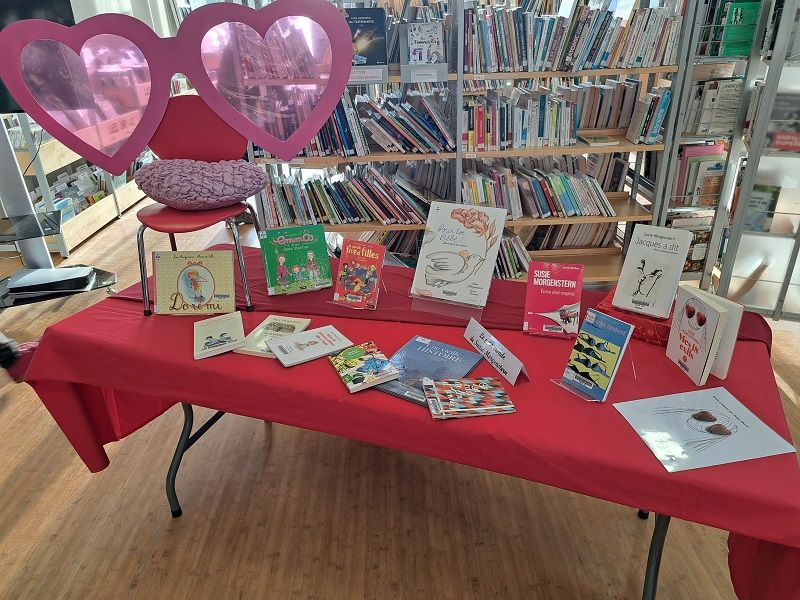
[
  {"left": 612, "top": 224, "right": 693, "bottom": 318},
  {"left": 266, "top": 325, "right": 353, "bottom": 367},
  {"left": 234, "top": 315, "right": 312, "bottom": 358},
  {"left": 411, "top": 202, "right": 507, "bottom": 308},
  {"left": 194, "top": 312, "right": 245, "bottom": 360}
]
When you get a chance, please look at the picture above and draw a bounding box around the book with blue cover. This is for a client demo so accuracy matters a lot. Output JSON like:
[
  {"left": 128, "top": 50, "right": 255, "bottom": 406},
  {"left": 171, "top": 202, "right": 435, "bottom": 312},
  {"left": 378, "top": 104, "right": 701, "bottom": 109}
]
[
  {"left": 561, "top": 309, "right": 634, "bottom": 402},
  {"left": 377, "top": 336, "right": 483, "bottom": 406}
]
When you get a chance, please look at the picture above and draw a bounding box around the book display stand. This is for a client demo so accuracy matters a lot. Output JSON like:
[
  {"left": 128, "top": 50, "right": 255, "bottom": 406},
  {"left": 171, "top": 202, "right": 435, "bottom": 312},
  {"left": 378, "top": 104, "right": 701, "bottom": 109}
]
[
  {"left": 409, "top": 294, "right": 485, "bottom": 322},
  {"left": 398, "top": 24, "right": 450, "bottom": 84}
]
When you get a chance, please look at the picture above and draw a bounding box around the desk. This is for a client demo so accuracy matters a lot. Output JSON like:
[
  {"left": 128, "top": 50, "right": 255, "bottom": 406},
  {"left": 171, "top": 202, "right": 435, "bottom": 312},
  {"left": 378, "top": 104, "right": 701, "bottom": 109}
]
[{"left": 25, "top": 245, "right": 800, "bottom": 600}]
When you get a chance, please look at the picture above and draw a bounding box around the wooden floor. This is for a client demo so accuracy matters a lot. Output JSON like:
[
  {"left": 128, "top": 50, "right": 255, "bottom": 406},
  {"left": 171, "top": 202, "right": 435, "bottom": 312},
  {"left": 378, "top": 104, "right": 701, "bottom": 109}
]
[{"left": 1, "top": 204, "right": 798, "bottom": 600}]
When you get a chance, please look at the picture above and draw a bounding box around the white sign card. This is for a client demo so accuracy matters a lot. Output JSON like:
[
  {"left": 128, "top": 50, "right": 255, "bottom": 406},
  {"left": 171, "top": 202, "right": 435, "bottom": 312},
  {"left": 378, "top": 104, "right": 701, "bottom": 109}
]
[{"left": 463, "top": 318, "right": 529, "bottom": 385}]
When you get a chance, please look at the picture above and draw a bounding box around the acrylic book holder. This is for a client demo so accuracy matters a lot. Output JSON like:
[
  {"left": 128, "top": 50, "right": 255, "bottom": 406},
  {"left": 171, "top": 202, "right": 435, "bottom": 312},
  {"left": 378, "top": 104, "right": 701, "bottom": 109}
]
[{"left": 409, "top": 292, "right": 485, "bottom": 323}]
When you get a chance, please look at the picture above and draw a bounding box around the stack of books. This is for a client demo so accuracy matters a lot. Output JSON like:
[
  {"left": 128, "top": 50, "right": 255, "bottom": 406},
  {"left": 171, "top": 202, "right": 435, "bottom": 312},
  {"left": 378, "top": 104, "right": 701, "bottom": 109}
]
[{"left": 494, "top": 231, "right": 531, "bottom": 280}]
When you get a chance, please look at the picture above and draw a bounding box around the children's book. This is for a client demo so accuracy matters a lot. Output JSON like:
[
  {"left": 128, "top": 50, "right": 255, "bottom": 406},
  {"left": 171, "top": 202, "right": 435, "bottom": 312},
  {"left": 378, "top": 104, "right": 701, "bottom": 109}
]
[
  {"left": 377, "top": 336, "right": 483, "bottom": 406},
  {"left": 612, "top": 224, "right": 694, "bottom": 318},
  {"left": 266, "top": 325, "right": 353, "bottom": 367},
  {"left": 345, "top": 8, "right": 388, "bottom": 66},
  {"left": 332, "top": 239, "right": 386, "bottom": 310},
  {"left": 194, "top": 312, "right": 245, "bottom": 360},
  {"left": 421, "top": 377, "right": 515, "bottom": 419},
  {"left": 233, "top": 315, "right": 312, "bottom": 358},
  {"left": 153, "top": 251, "right": 235, "bottom": 315},
  {"left": 259, "top": 225, "right": 332, "bottom": 296},
  {"left": 523, "top": 261, "right": 583, "bottom": 338},
  {"left": 744, "top": 184, "right": 780, "bottom": 232},
  {"left": 411, "top": 202, "right": 507, "bottom": 308},
  {"left": 329, "top": 341, "right": 400, "bottom": 393},
  {"left": 407, "top": 22, "right": 445, "bottom": 64},
  {"left": 561, "top": 309, "right": 634, "bottom": 402}
]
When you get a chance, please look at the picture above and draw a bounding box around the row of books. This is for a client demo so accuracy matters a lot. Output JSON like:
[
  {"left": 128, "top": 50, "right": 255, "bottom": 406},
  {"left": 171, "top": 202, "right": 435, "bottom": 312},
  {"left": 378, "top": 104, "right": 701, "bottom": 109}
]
[
  {"left": 624, "top": 86, "right": 672, "bottom": 144},
  {"left": 494, "top": 231, "right": 531, "bottom": 280},
  {"left": 665, "top": 208, "right": 715, "bottom": 272},
  {"left": 463, "top": 3, "right": 681, "bottom": 74},
  {"left": 498, "top": 153, "right": 628, "bottom": 193},
  {"left": 684, "top": 78, "right": 743, "bottom": 137},
  {"left": 699, "top": 0, "right": 760, "bottom": 58},
  {"left": 394, "top": 160, "right": 453, "bottom": 202},
  {"left": 360, "top": 229, "right": 421, "bottom": 258},
  {"left": 672, "top": 142, "right": 726, "bottom": 207},
  {"left": 523, "top": 222, "right": 618, "bottom": 251}
]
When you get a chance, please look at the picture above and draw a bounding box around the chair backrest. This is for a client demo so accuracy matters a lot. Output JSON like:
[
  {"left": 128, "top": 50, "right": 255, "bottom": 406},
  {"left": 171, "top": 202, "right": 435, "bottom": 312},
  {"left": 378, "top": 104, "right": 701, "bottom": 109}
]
[{"left": 148, "top": 95, "right": 248, "bottom": 161}]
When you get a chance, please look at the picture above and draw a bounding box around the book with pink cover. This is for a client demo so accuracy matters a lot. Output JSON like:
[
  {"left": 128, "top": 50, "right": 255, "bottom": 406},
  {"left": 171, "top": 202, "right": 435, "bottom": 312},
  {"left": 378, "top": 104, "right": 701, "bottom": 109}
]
[
  {"left": 674, "top": 143, "right": 724, "bottom": 202},
  {"left": 523, "top": 261, "right": 584, "bottom": 338}
]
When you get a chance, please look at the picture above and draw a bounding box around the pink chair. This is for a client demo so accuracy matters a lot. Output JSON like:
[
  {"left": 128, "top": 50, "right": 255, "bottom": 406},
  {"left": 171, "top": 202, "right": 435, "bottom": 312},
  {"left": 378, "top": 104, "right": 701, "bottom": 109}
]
[{"left": 136, "top": 95, "right": 260, "bottom": 316}]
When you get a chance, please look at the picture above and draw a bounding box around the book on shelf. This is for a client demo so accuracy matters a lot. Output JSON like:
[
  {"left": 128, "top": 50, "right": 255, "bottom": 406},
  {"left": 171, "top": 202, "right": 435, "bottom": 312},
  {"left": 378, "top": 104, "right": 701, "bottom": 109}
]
[
  {"left": 494, "top": 230, "right": 530, "bottom": 280},
  {"left": 259, "top": 225, "right": 332, "bottom": 295},
  {"left": 673, "top": 143, "right": 726, "bottom": 204},
  {"left": 194, "top": 312, "right": 245, "bottom": 360},
  {"left": 266, "top": 325, "right": 353, "bottom": 367},
  {"left": 765, "top": 94, "right": 800, "bottom": 152},
  {"left": 684, "top": 78, "right": 743, "bottom": 136},
  {"left": 523, "top": 261, "right": 583, "bottom": 338},
  {"left": 346, "top": 8, "right": 388, "bottom": 67},
  {"left": 233, "top": 315, "right": 312, "bottom": 359},
  {"left": 717, "top": 0, "right": 760, "bottom": 57},
  {"left": 625, "top": 87, "right": 672, "bottom": 144},
  {"left": 333, "top": 239, "right": 386, "bottom": 310},
  {"left": 377, "top": 336, "right": 483, "bottom": 406},
  {"left": 578, "top": 135, "right": 619, "bottom": 146},
  {"left": 524, "top": 222, "right": 618, "bottom": 251},
  {"left": 561, "top": 308, "right": 633, "bottom": 402},
  {"left": 422, "top": 377, "right": 515, "bottom": 419},
  {"left": 153, "top": 250, "right": 235, "bottom": 316},
  {"left": 744, "top": 184, "right": 781, "bottom": 233},
  {"left": 612, "top": 224, "right": 694, "bottom": 318},
  {"left": 329, "top": 341, "right": 399, "bottom": 393},
  {"left": 407, "top": 22, "right": 446, "bottom": 64}
]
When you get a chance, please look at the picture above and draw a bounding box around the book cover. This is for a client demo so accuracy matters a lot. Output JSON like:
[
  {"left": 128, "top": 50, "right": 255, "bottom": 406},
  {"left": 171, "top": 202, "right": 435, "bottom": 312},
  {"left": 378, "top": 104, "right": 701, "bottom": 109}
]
[
  {"left": 377, "top": 336, "right": 483, "bottom": 406},
  {"left": 744, "top": 184, "right": 780, "bottom": 233},
  {"left": 561, "top": 308, "right": 634, "bottom": 402},
  {"left": 421, "top": 377, "right": 515, "bottom": 419},
  {"left": 333, "top": 239, "right": 386, "bottom": 310},
  {"left": 523, "top": 261, "right": 583, "bottom": 338},
  {"left": 266, "top": 325, "right": 353, "bottom": 367},
  {"left": 233, "top": 314, "right": 312, "bottom": 358},
  {"left": 765, "top": 94, "right": 800, "bottom": 152},
  {"left": 411, "top": 202, "right": 508, "bottom": 308},
  {"left": 328, "top": 341, "right": 399, "bottom": 393},
  {"left": 259, "top": 225, "right": 332, "bottom": 296},
  {"left": 194, "top": 312, "right": 245, "bottom": 360},
  {"left": 407, "top": 22, "right": 445, "bottom": 64},
  {"left": 612, "top": 224, "right": 694, "bottom": 318},
  {"left": 345, "top": 8, "right": 388, "bottom": 66},
  {"left": 153, "top": 251, "right": 235, "bottom": 315}
]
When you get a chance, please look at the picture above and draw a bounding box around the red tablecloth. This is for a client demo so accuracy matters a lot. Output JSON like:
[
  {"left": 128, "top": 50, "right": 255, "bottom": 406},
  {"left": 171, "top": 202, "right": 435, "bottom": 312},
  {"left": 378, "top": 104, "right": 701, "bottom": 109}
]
[{"left": 25, "top": 245, "right": 800, "bottom": 599}]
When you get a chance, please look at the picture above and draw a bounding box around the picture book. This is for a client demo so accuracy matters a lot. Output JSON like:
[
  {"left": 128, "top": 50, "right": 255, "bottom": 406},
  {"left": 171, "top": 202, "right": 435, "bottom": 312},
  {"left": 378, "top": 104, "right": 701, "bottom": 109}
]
[
  {"left": 614, "top": 388, "right": 795, "bottom": 472},
  {"left": 259, "top": 225, "right": 332, "bottom": 296},
  {"left": 523, "top": 261, "right": 584, "bottom": 338},
  {"left": 153, "top": 251, "right": 235, "bottom": 315},
  {"left": 612, "top": 224, "right": 694, "bottom": 318},
  {"left": 345, "top": 8, "right": 388, "bottom": 66},
  {"left": 407, "top": 22, "right": 445, "bottom": 64},
  {"left": 411, "top": 202, "right": 508, "bottom": 308},
  {"left": 377, "top": 336, "right": 483, "bottom": 406},
  {"left": 194, "top": 312, "right": 245, "bottom": 360},
  {"left": 744, "top": 184, "right": 780, "bottom": 232},
  {"left": 561, "top": 309, "right": 634, "bottom": 402},
  {"left": 328, "top": 341, "right": 399, "bottom": 393},
  {"left": 266, "top": 325, "right": 353, "bottom": 367},
  {"left": 333, "top": 239, "right": 386, "bottom": 310},
  {"left": 233, "top": 315, "right": 312, "bottom": 358},
  {"left": 421, "top": 377, "right": 515, "bottom": 420}
]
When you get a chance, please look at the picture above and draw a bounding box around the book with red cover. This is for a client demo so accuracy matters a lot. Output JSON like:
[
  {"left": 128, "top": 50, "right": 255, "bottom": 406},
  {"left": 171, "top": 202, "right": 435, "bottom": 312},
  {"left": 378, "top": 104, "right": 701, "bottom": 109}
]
[
  {"left": 523, "top": 261, "right": 584, "bottom": 338},
  {"left": 332, "top": 239, "right": 386, "bottom": 310}
]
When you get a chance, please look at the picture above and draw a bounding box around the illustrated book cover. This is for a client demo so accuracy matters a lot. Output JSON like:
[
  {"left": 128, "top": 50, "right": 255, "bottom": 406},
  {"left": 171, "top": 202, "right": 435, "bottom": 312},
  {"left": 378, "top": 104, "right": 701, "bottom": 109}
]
[
  {"left": 411, "top": 202, "right": 508, "bottom": 308},
  {"left": 345, "top": 8, "right": 388, "bottom": 66},
  {"left": 333, "top": 239, "right": 386, "bottom": 310},
  {"left": 421, "top": 377, "right": 515, "bottom": 420},
  {"left": 153, "top": 250, "right": 235, "bottom": 315},
  {"left": 377, "top": 336, "right": 483, "bottom": 406},
  {"left": 523, "top": 261, "right": 584, "bottom": 338},
  {"left": 744, "top": 184, "right": 780, "bottom": 233},
  {"left": 233, "top": 315, "right": 312, "bottom": 358},
  {"left": 614, "top": 388, "right": 795, "bottom": 472},
  {"left": 266, "top": 325, "right": 353, "bottom": 367},
  {"left": 766, "top": 93, "right": 800, "bottom": 152},
  {"left": 259, "top": 225, "right": 332, "bottom": 296},
  {"left": 328, "top": 341, "right": 400, "bottom": 393},
  {"left": 561, "top": 309, "right": 634, "bottom": 402},
  {"left": 194, "top": 311, "right": 245, "bottom": 360},
  {"left": 407, "top": 22, "right": 445, "bottom": 64},
  {"left": 612, "top": 224, "right": 694, "bottom": 318}
]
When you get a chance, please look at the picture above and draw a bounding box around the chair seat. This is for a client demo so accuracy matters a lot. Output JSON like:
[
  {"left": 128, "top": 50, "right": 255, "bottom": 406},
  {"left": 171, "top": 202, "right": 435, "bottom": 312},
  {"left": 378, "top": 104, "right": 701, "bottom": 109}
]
[{"left": 137, "top": 203, "right": 247, "bottom": 234}]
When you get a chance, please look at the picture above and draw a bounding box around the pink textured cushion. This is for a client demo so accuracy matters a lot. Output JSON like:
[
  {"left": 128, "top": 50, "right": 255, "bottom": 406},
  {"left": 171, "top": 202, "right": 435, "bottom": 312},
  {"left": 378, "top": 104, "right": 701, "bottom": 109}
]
[{"left": 135, "top": 159, "right": 267, "bottom": 210}]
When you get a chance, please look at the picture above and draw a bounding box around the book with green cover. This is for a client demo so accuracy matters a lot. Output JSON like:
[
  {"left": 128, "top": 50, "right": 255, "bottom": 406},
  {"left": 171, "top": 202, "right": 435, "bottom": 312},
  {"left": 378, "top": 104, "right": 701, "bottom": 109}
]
[
  {"left": 259, "top": 225, "right": 332, "bottom": 295},
  {"left": 718, "top": 1, "right": 760, "bottom": 57}
]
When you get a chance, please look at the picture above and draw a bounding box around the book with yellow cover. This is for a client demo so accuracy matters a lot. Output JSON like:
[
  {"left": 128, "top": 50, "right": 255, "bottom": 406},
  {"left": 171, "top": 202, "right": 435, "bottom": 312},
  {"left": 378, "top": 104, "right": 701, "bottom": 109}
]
[{"left": 153, "top": 251, "right": 235, "bottom": 315}]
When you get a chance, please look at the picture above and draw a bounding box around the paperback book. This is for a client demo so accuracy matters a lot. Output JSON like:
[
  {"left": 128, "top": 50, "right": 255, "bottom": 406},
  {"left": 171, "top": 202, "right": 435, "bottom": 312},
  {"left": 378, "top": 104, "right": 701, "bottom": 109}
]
[
  {"left": 407, "top": 22, "right": 445, "bottom": 64},
  {"left": 233, "top": 315, "right": 312, "bottom": 358},
  {"left": 345, "top": 8, "right": 388, "bottom": 66},
  {"left": 329, "top": 341, "right": 399, "bottom": 393},
  {"left": 194, "top": 312, "right": 245, "bottom": 360},
  {"left": 744, "top": 184, "right": 781, "bottom": 233},
  {"left": 153, "top": 250, "right": 235, "bottom": 315},
  {"left": 333, "top": 239, "right": 386, "bottom": 310},
  {"left": 421, "top": 377, "right": 515, "bottom": 419},
  {"left": 259, "top": 225, "right": 332, "bottom": 296},
  {"left": 561, "top": 309, "right": 634, "bottom": 402},
  {"left": 523, "top": 261, "right": 583, "bottom": 338},
  {"left": 377, "top": 336, "right": 483, "bottom": 406},
  {"left": 266, "top": 325, "right": 353, "bottom": 367}
]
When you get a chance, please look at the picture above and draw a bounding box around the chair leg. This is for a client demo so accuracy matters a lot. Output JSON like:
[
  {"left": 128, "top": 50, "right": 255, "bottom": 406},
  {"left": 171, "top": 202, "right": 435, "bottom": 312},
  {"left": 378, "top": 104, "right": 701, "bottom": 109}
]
[
  {"left": 228, "top": 218, "right": 253, "bottom": 312},
  {"left": 246, "top": 202, "right": 262, "bottom": 233},
  {"left": 137, "top": 224, "right": 152, "bottom": 316},
  {"left": 169, "top": 233, "right": 177, "bottom": 251}
]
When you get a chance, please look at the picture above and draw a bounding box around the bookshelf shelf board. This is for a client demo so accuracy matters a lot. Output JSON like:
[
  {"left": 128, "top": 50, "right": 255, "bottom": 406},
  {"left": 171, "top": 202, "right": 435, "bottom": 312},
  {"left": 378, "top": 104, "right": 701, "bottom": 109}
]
[
  {"left": 514, "top": 252, "right": 625, "bottom": 283},
  {"left": 256, "top": 151, "right": 457, "bottom": 167},
  {"left": 463, "top": 137, "right": 664, "bottom": 158},
  {"left": 528, "top": 245, "right": 621, "bottom": 256},
  {"left": 15, "top": 139, "right": 82, "bottom": 175},
  {"left": 504, "top": 193, "right": 650, "bottom": 227},
  {"left": 462, "top": 65, "right": 678, "bottom": 81},
  {"left": 309, "top": 222, "right": 426, "bottom": 233}
]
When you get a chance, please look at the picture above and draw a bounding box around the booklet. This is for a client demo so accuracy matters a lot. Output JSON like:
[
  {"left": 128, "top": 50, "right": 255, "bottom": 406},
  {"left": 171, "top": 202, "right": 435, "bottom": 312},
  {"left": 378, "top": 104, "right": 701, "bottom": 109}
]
[
  {"left": 523, "top": 261, "right": 583, "bottom": 338},
  {"left": 233, "top": 315, "right": 312, "bottom": 358},
  {"left": 259, "top": 225, "right": 332, "bottom": 296},
  {"left": 153, "top": 250, "right": 235, "bottom": 315},
  {"left": 329, "top": 341, "right": 399, "bottom": 393},
  {"left": 614, "top": 388, "right": 796, "bottom": 472},
  {"left": 421, "top": 377, "right": 515, "bottom": 420},
  {"left": 193, "top": 312, "right": 245, "bottom": 360},
  {"left": 561, "top": 309, "right": 634, "bottom": 402},
  {"left": 332, "top": 239, "right": 386, "bottom": 310},
  {"left": 266, "top": 325, "right": 352, "bottom": 367}
]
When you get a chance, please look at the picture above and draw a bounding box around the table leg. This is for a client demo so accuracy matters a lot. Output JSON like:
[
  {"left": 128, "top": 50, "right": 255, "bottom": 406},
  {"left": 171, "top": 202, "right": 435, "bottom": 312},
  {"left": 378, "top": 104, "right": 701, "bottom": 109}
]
[
  {"left": 642, "top": 513, "right": 671, "bottom": 600},
  {"left": 638, "top": 509, "right": 650, "bottom": 520}
]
